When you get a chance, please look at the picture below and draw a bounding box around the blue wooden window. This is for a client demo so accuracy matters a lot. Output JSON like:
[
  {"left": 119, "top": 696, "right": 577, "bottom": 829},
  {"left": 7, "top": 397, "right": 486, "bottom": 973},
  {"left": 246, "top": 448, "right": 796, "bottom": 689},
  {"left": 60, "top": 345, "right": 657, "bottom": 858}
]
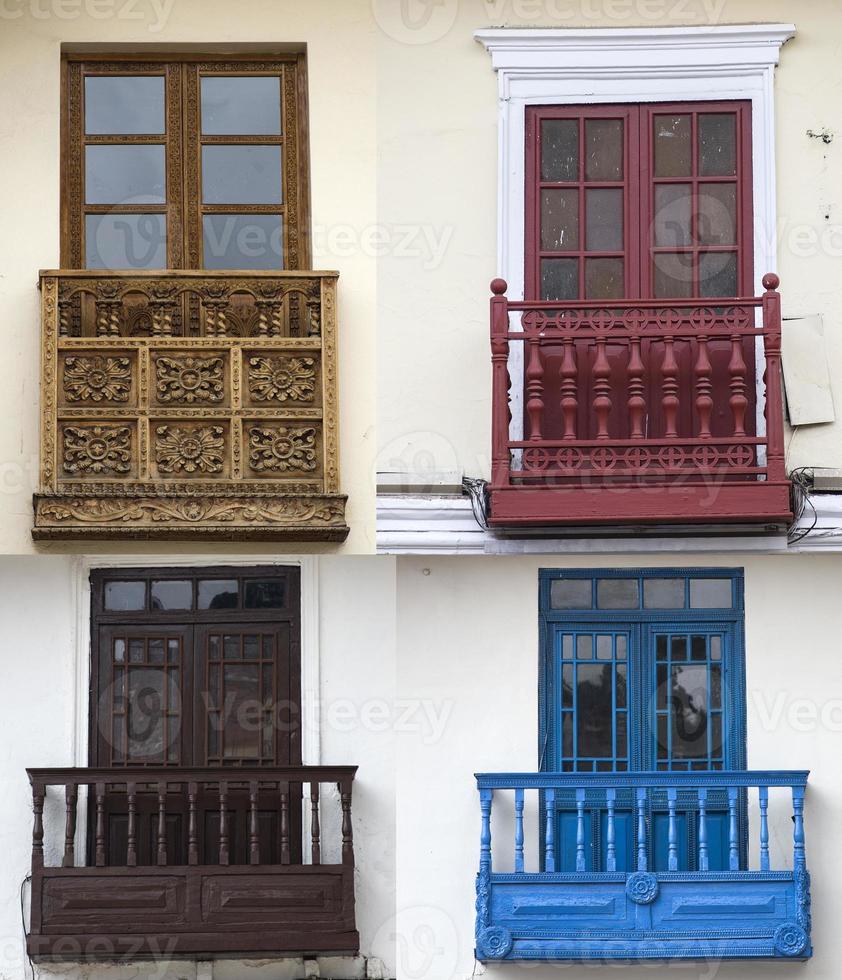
[{"left": 540, "top": 569, "right": 746, "bottom": 873}]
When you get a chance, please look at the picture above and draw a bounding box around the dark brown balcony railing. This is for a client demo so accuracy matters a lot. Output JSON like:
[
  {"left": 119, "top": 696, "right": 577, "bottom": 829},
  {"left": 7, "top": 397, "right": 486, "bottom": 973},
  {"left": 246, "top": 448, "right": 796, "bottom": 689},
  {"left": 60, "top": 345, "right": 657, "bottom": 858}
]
[
  {"left": 27, "top": 765, "right": 358, "bottom": 961},
  {"left": 33, "top": 270, "right": 347, "bottom": 542},
  {"left": 488, "top": 275, "right": 791, "bottom": 529}
]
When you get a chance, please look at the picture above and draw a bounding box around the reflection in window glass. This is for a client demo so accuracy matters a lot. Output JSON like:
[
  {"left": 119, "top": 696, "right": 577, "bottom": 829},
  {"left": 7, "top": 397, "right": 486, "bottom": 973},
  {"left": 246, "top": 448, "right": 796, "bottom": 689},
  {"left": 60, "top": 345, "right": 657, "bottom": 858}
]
[
  {"left": 104, "top": 580, "right": 145, "bottom": 611},
  {"left": 201, "top": 145, "right": 282, "bottom": 205},
  {"left": 550, "top": 578, "right": 592, "bottom": 609},
  {"left": 86, "top": 213, "right": 166, "bottom": 270},
  {"left": 198, "top": 579, "right": 239, "bottom": 609},
  {"left": 597, "top": 578, "right": 638, "bottom": 609},
  {"left": 541, "top": 257, "right": 578, "bottom": 300},
  {"left": 690, "top": 578, "right": 732, "bottom": 608},
  {"left": 85, "top": 75, "right": 165, "bottom": 135},
  {"left": 200, "top": 76, "right": 282, "bottom": 136},
  {"left": 85, "top": 144, "right": 166, "bottom": 205},
  {"left": 541, "top": 118, "right": 578, "bottom": 181},
  {"left": 643, "top": 578, "right": 685, "bottom": 609},
  {"left": 127, "top": 666, "right": 164, "bottom": 760},
  {"left": 202, "top": 214, "right": 283, "bottom": 270},
  {"left": 223, "top": 663, "right": 261, "bottom": 758},
  {"left": 151, "top": 579, "right": 193, "bottom": 611},
  {"left": 244, "top": 580, "right": 286, "bottom": 608}
]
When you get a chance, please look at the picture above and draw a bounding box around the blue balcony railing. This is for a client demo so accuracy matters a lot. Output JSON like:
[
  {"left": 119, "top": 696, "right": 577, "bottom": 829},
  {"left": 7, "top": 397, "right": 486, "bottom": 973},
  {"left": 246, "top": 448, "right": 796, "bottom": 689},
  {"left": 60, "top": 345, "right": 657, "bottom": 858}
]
[{"left": 475, "top": 770, "right": 810, "bottom": 962}]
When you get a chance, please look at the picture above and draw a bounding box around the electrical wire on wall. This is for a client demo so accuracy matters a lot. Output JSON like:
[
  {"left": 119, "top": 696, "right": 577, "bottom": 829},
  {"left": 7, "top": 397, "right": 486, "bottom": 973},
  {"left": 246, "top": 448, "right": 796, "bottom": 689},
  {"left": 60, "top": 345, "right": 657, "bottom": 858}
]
[
  {"left": 462, "top": 477, "right": 489, "bottom": 530},
  {"left": 788, "top": 467, "right": 817, "bottom": 543}
]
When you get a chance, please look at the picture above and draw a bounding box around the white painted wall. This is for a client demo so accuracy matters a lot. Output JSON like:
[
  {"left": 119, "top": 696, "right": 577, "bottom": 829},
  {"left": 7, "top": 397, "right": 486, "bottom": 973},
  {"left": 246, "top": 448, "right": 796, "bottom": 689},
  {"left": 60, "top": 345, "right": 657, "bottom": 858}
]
[
  {"left": 0, "top": 556, "right": 396, "bottom": 980},
  {"left": 396, "top": 553, "right": 842, "bottom": 980}
]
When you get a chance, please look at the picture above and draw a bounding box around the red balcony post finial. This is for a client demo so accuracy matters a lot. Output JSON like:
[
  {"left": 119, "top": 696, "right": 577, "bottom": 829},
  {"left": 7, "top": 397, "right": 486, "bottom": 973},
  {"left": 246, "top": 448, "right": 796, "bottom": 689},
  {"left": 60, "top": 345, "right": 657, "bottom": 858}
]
[
  {"left": 762, "top": 273, "right": 786, "bottom": 484},
  {"left": 490, "top": 279, "right": 512, "bottom": 488}
]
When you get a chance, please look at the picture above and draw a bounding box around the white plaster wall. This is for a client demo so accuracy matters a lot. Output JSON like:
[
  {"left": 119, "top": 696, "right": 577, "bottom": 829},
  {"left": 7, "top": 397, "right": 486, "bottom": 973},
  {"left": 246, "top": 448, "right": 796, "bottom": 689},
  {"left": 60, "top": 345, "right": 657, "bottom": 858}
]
[
  {"left": 376, "top": 0, "right": 842, "bottom": 485},
  {"left": 0, "top": 555, "right": 396, "bottom": 980},
  {"left": 396, "top": 552, "right": 842, "bottom": 980},
  {"left": 0, "top": 0, "right": 377, "bottom": 555}
]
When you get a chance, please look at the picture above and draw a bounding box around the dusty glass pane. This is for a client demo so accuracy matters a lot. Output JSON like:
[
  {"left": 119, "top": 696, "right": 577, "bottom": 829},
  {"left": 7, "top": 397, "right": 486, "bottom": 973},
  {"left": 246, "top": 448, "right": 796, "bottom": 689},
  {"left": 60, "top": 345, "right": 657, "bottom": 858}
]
[
  {"left": 167, "top": 638, "right": 180, "bottom": 663},
  {"left": 616, "top": 665, "right": 627, "bottom": 707},
  {"left": 654, "top": 114, "right": 692, "bottom": 177},
  {"left": 86, "top": 214, "right": 166, "bottom": 270},
  {"left": 203, "top": 214, "right": 284, "bottom": 270},
  {"left": 541, "top": 118, "right": 578, "bottom": 181},
  {"left": 698, "top": 183, "right": 737, "bottom": 245},
  {"left": 596, "top": 635, "right": 613, "bottom": 660},
  {"left": 585, "top": 118, "right": 623, "bottom": 180},
  {"left": 653, "top": 252, "right": 694, "bottom": 298},
  {"left": 243, "top": 635, "right": 260, "bottom": 660},
  {"left": 151, "top": 579, "right": 192, "bottom": 611},
  {"left": 127, "top": 666, "right": 164, "bottom": 760},
  {"left": 540, "top": 188, "right": 579, "bottom": 251},
  {"left": 690, "top": 578, "right": 732, "bottom": 608},
  {"left": 670, "top": 664, "right": 709, "bottom": 759},
  {"left": 596, "top": 578, "right": 638, "bottom": 609},
  {"left": 699, "top": 251, "right": 737, "bottom": 297},
  {"left": 616, "top": 635, "right": 627, "bottom": 660},
  {"left": 691, "top": 635, "right": 707, "bottom": 662},
  {"left": 148, "top": 639, "right": 165, "bottom": 664},
  {"left": 585, "top": 257, "right": 624, "bottom": 299},
  {"left": 244, "top": 580, "right": 286, "bottom": 608},
  {"left": 201, "top": 75, "right": 282, "bottom": 135},
  {"left": 550, "top": 578, "right": 592, "bottom": 609},
  {"left": 113, "top": 638, "right": 126, "bottom": 663},
  {"left": 198, "top": 579, "right": 239, "bottom": 609},
  {"left": 671, "top": 636, "right": 688, "bottom": 660},
  {"left": 653, "top": 184, "right": 692, "bottom": 246},
  {"left": 201, "top": 145, "right": 283, "bottom": 205},
  {"left": 585, "top": 188, "right": 623, "bottom": 251},
  {"left": 223, "top": 663, "right": 261, "bottom": 758},
  {"left": 105, "top": 580, "right": 146, "bottom": 611},
  {"left": 643, "top": 577, "right": 685, "bottom": 609},
  {"left": 128, "top": 639, "right": 144, "bottom": 664},
  {"left": 223, "top": 634, "right": 240, "bottom": 660},
  {"left": 577, "top": 635, "right": 593, "bottom": 660},
  {"left": 562, "top": 634, "right": 574, "bottom": 659},
  {"left": 699, "top": 113, "right": 737, "bottom": 176},
  {"left": 710, "top": 636, "right": 722, "bottom": 661},
  {"left": 576, "top": 663, "right": 614, "bottom": 758},
  {"left": 85, "top": 144, "right": 165, "bottom": 205},
  {"left": 541, "top": 257, "right": 578, "bottom": 300},
  {"left": 85, "top": 75, "right": 165, "bottom": 135}
]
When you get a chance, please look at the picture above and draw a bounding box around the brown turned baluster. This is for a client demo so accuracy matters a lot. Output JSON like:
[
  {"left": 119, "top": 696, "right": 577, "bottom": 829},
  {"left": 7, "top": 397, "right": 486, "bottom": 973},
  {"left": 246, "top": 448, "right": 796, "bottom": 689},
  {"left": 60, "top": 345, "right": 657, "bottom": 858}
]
[
  {"left": 249, "top": 781, "right": 260, "bottom": 865},
  {"left": 58, "top": 297, "right": 70, "bottom": 337},
  {"left": 126, "top": 782, "right": 137, "bottom": 867},
  {"left": 695, "top": 335, "right": 713, "bottom": 438},
  {"left": 661, "top": 336, "right": 679, "bottom": 438},
  {"left": 340, "top": 780, "right": 354, "bottom": 867},
  {"left": 593, "top": 337, "right": 612, "bottom": 440},
  {"left": 490, "top": 279, "right": 511, "bottom": 487},
  {"left": 627, "top": 336, "right": 646, "bottom": 439},
  {"left": 310, "top": 783, "right": 321, "bottom": 865},
  {"left": 279, "top": 782, "right": 291, "bottom": 865},
  {"left": 307, "top": 297, "right": 321, "bottom": 337},
  {"left": 31, "top": 782, "right": 45, "bottom": 871},
  {"left": 156, "top": 782, "right": 167, "bottom": 866},
  {"left": 219, "top": 780, "right": 229, "bottom": 866},
  {"left": 729, "top": 331, "right": 748, "bottom": 438},
  {"left": 526, "top": 330, "right": 545, "bottom": 441},
  {"left": 187, "top": 782, "right": 199, "bottom": 866},
  {"left": 762, "top": 274, "right": 786, "bottom": 483},
  {"left": 559, "top": 338, "right": 578, "bottom": 440},
  {"left": 62, "top": 784, "right": 78, "bottom": 868},
  {"left": 95, "top": 782, "right": 106, "bottom": 867}
]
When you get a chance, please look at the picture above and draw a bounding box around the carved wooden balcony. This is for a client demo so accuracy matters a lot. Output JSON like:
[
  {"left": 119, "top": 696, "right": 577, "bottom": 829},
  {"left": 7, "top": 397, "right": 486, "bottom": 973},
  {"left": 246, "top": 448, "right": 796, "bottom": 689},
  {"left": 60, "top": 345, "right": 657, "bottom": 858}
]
[
  {"left": 488, "top": 275, "right": 792, "bottom": 530},
  {"left": 27, "top": 765, "right": 358, "bottom": 961},
  {"left": 475, "top": 770, "right": 811, "bottom": 963},
  {"left": 34, "top": 271, "right": 347, "bottom": 541}
]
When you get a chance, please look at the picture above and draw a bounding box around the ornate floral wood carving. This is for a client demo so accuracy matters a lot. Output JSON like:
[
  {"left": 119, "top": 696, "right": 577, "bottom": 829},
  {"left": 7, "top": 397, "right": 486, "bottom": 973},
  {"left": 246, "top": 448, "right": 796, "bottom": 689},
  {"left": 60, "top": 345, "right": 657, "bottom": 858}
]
[{"left": 35, "top": 271, "right": 347, "bottom": 541}]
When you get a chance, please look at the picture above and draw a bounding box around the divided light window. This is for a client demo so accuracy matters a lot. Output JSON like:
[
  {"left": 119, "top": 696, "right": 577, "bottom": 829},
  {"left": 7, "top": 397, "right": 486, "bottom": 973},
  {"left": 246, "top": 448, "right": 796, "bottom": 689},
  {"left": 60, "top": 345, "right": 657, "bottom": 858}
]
[
  {"left": 62, "top": 55, "right": 309, "bottom": 271},
  {"left": 525, "top": 102, "right": 752, "bottom": 301}
]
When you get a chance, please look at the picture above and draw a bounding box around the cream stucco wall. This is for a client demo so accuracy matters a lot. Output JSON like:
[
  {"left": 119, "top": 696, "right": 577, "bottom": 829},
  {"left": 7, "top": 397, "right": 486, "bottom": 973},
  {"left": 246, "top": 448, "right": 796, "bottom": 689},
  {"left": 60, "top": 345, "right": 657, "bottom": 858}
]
[
  {"left": 0, "top": 555, "right": 396, "bottom": 980},
  {"left": 396, "top": 552, "right": 842, "bottom": 980},
  {"left": 376, "top": 0, "right": 842, "bottom": 487},
  {"left": 0, "top": 0, "right": 377, "bottom": 555}
]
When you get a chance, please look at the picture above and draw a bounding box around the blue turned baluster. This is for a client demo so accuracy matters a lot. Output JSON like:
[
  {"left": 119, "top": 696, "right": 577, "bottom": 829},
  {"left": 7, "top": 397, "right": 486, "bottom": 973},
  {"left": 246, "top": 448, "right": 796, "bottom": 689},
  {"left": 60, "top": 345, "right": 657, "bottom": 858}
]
[
  {"left": 545, "top": 788, "right": 556, "bottom": 873},
  {"left": 606, "top": 789, "right": 617, "bottom": 873},
  {"left": 698, "top": 788, "right": 709, "bottom": 872},
  {"left": 514, "top": 788, "right": 524, "bottom": 873},
  {"left": 759, "top": 786, "right": 770, "bottom": 871},
  {"left": 728, "top": 787, "right": 740, "bottom": 871},
  {"left": 636, "top": 787, "right": 648, "bottom": 871},
  {"left": 479, "top": 788, "right": 493, "bottom": 876},
  {"left": 667, "top": 789, "right": 678, "bottom": 872},
  {"left": 792, "top": 786, "right": 806, "bottom": 872},
  {"left": 575, "top": 789, "right": 586, "bottom": 872}
]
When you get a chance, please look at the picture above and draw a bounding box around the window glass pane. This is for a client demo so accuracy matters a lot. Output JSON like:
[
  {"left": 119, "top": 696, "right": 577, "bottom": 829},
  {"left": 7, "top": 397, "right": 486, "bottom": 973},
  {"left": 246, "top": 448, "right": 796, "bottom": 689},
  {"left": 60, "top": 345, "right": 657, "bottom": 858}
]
[
  {"left": 244, "top": 579, "right": 286, "bottom": 608},
  {"left": 202, "top": 214, "right": 284, "bottom": 270},
  {"left": 113, "top": 638, "right": 126, "bottom": 663},
  {"left": 223, "top": 634, "right": 240, "bottom": 659},
  {"left": 653, "top": 252, "right": 693, "bottom": 298},
  {"left": 562, "top": 664, "right": 574, "bottom": 708},
  {"left": 616, "top": 635, "right": 627, "bottom": 660},
  {"left": 699, "top": 252, "right": 737, "bottom": 297},
  {"left": 201, "top": 145, "right": 283, "bottom": 205},
  {"left": 198, "top": 579, "right": 239, "bottom": 609},
  {"left": 85, "top": 144, "right": 165, "bottom": 205},
  {"left": 585, "top": 257, "right": 624, "bottom": 299},
  {"left": 643, "top": 578, "right": 685, "bottom": 609},
  {"left": 201, "top": 76, "right": 281, "bottom": 136},
  {"left": 710, "top": 636, "right": 722, "bottom": 661},
  {"left": 540, "top": 188, "right": 579, "bottom": 251},
  {"left": 698, "top": 184, "right": 737, "bottom": 245},
  {"left": 541, "top": 118, "right": 578, "bottom": 181},
  {"left": 596, "top": 635, "right": 612, "bottom": 660},
  {"left": 616, "top": 664, "right": 627, "bottom": 708},
  {"left": 151, "top": 579, "right": 192, "bottom": 611},
  {"left": 699, "top": 113, "right": 737, "bottom": 176},
  {"left": 585, "top": 118, "right": 623, "bottom": 180},
  {"left": 671, "top": 636, "right": 688, "bottom": 660},
  {"left": 148, "top": 639, "right": 165, "bottom": 664},
  {"left": 596, "top": 578, "right": 638, "bottom": 609},
  {"left": 128, "top": 639, "right": 144, "bottom": 663},
  {"left": 167, "top": 638, "right": 180, "bottom": 663},
  {"left": 690, "top": 577, "right": 732, "bottom": 608},
  {"left": 243, "top": 634, "right": 260, "bottom": 660},
  {"left": 576, "top": 663, "right": 614, "bottom": 757},
  {"left": 653, "top": 184, "right": 692, "bottom": 246},
  {"left": 562, "top": 711, "right": 573, "bottom": 755},
  {"left": 550, "top": 578, "right": 592, "bottom": 609},
  {"left": 127, "top": 666, "right": 164, "bottom": 760},
  {"left": 222, "top": 663, "right": 261, "bottom": 758},
  {"left": 576, "top": 635, "right": 593, "bottom": 660},
  {"left": 691, "top": 635, "right": 707, "bottom": 661},
  {"left": 86, "top": 213, "right": 166, "bottom": 270},
  {"left": 562, "top": 634, "right": 574, "bottom": 659},
  {"left": 585, "top": 188, "right": 623, "bottom": 251},
  {"left": 85, "top": 75, "right": 165, "bottom": 135},
  {"left": 670, "top": 664, "right": 709, "bottom": 759},
  {"left": 541, "top": 257, "right": 578, "bottom": 300},
  {"left": 104, "top": 580, "right": 145, "bottom": 610},
  {"left": 654, "top": 114, "right": 692, "bottom": 177}
]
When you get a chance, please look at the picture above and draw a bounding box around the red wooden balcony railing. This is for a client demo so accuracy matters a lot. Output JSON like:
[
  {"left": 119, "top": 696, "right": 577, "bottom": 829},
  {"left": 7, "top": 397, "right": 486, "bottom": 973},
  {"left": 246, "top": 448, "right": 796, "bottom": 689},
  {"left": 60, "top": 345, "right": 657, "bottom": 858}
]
[
  {"left": 488, "top": 275, "right": 792, "bottom": 528},
  {"left": 26, "top": 765, "right": 358, "bottom": 961}
]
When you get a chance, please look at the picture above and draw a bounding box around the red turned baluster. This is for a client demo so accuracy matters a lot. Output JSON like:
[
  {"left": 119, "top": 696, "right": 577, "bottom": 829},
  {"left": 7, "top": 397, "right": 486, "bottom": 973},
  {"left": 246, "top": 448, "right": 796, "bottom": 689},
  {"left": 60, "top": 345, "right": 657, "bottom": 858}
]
[
  {"left": 62, "top": 784, "right": 78, "bottom": 868},
  {"left": 156, "top": 782, "right": 167, "bottom": 866},
  {"left": 627, "top": 337, "right": 645, "bottom": 439},
  {"left": 95, "top": 782, "right": 106, "bottom": 867},
  {"left": 694, "top": 335, "right": 713, "bottom": 438},
  {"left": 559, "top": 338, "right": 578, "bottom": 440},
  {"left": 279, "top": 782, "right": 291, "bottom": 865},
  {"left": 310, "top": 783, "right": 321, "bottom": 865},
  {"left": 661, "top": 337, "right": 679, "bottom": 438},
  {"left": 187, "top": 782, "right": 198, "bottom": 866},
  {"left": 729, "top": 331, "right": 748, "bottom": 437},
  {"left": 340, "top": 779, "right": 354, "bottom": 867},
  {"left": 762, "top": 274, "right": 786, "bottom": 483},
  {"left": 490, "top": 279, "right": 512, "bottom": 487},
  {"left": 525, "top": 328, "right": 545, "bottom": 441},
  {"left": 218, "top": 780, "right": 229, "bottom": 866},
  {"left": 31, "top": 782, "right": 45, "bottom": 872},
  {"left": 126, "top": 782, "right": 137, "bottom": 867},
  {"left": 592, "top": 338, "right": 612, "bottom": 440},
  {"left": 249, "top": 780, "right": 260, "bottom": 865}
]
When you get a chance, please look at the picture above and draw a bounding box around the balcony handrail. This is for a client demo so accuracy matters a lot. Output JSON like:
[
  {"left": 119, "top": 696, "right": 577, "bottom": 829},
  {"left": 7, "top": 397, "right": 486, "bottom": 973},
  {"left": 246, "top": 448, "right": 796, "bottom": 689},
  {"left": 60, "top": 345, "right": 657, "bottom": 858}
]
[
  {"left": 39, "top": 268, "right": 340, "bottom": 280},
  {"left": 503, "top": 295, "right": 764, "bottom": 312},
  {"left": 28, "top": 764, "right": 357, "bottom": 788},
  {"left": 476, "top": 769, "right": 808, "bottom": 790}
]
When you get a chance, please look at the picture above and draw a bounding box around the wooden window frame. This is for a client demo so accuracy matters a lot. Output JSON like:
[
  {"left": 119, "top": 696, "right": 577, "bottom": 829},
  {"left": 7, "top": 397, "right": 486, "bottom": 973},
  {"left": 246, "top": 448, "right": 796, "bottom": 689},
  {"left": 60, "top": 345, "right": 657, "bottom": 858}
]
[{"left": 61, "top": 52, "right": 312, "bottom": 271}]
